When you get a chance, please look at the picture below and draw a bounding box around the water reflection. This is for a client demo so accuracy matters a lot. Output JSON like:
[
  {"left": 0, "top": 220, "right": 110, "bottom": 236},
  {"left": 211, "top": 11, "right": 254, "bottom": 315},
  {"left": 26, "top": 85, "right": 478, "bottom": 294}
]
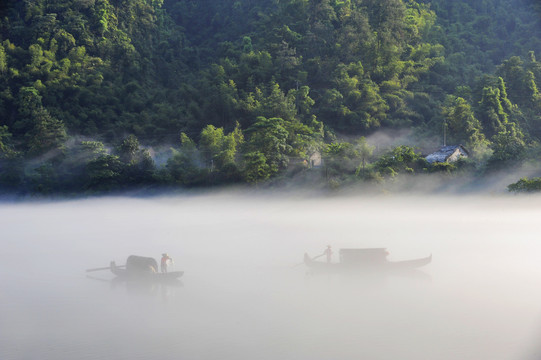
[
  {"left": 86, "top": 274, "right": 183, "bottom": 300},
  {"left": 304, "top": 267, "right": 432, "bottom": 282}
]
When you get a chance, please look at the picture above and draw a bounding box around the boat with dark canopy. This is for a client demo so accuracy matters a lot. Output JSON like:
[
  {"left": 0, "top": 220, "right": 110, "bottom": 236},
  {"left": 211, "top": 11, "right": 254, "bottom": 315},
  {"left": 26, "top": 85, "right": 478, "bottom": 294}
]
[
  {"left": 304, "top": 248, "right": 431, "bottom": 273},
  {"left": 87, "top": 255, "right": 183, "bottom": 281},
  {"left": 110, "top": 255, "right": 184, "bottom": 280}
]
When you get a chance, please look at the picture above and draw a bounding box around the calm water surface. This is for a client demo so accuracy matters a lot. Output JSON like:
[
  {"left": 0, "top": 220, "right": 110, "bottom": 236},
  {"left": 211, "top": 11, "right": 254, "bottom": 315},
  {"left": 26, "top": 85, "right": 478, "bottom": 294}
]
[{"left": 1, "top": 194, "right": 541, "bottom": 360}]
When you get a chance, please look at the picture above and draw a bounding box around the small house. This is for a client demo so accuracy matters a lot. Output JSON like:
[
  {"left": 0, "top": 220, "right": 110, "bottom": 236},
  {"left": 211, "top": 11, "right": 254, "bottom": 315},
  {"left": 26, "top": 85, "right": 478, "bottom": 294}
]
[
  {"left": 309, "top": 151, "right": 323, "bottom": 168},
  {"left": 425, "top": 145, "right": 469, "bottom": 164}
]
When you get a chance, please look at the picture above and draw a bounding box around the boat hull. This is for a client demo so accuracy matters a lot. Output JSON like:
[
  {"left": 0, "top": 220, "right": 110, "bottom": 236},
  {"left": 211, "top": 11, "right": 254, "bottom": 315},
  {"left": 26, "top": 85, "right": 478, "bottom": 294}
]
[
  {"left": 304, "top": 252, "right": 431, "bottom": 273},
  {"left": 110, "top": 264, "right": 183, "bottom": 281},
  {"left": 387, "top": 255, "right": 432, "bottom": 269}
]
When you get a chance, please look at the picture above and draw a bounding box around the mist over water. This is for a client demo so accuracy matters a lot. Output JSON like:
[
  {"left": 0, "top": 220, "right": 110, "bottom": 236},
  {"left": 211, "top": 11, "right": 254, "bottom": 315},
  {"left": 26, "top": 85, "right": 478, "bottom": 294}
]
[{"left": 2, "top": 193, "right": 541, "bottom": 360}]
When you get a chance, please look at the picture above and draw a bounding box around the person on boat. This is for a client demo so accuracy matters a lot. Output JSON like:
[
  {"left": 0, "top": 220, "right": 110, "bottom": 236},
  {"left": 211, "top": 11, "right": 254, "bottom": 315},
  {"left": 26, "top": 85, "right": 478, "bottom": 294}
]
[
  {"left": 160, "top": 253, "right": 173, "bottom": 273},
  {"left": 324, "top": 245, "right": 333, "bottom": 263}
]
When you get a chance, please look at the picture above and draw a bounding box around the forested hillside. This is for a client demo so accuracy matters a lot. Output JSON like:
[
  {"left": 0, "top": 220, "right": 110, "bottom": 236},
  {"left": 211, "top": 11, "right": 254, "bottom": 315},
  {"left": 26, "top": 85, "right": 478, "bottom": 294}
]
[{"left": 1, "top": 0, "right": 541, "bottom": 194}]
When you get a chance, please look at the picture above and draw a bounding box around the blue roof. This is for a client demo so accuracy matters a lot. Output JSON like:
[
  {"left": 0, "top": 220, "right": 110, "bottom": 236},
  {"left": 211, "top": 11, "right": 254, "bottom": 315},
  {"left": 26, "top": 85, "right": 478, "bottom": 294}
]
[{"left": 425, "top": 145, "right": 469, "bottom": 163}]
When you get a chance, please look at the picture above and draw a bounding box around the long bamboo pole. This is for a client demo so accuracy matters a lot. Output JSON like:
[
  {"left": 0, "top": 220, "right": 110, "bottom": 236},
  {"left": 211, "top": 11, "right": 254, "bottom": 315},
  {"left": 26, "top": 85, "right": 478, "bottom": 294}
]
[{"left": 86, "top": 265, "right": 125, "bottom": 272}]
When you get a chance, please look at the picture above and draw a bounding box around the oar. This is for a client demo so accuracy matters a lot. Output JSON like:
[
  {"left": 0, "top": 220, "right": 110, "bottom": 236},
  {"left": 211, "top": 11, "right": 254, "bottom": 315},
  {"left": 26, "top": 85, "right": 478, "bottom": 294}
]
[{"left": 86, "top": 265, "right": 125, "bottom": 272}]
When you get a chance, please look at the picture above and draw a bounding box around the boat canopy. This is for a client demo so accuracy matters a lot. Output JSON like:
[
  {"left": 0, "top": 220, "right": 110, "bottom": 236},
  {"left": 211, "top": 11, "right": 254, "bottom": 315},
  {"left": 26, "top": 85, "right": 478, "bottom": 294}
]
[
  {"left": 126, "top": 255, "right": 158, "bottom": 273},
  {"left": 339, "top": 248, "right": 389, "bottom": 264}
]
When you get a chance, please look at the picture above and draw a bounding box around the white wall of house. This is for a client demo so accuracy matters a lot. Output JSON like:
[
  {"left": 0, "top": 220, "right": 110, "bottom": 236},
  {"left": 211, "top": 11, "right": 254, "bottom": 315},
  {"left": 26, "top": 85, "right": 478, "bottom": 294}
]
[{"left": 309, "top": 152, "right": 322, "bottom": 167}]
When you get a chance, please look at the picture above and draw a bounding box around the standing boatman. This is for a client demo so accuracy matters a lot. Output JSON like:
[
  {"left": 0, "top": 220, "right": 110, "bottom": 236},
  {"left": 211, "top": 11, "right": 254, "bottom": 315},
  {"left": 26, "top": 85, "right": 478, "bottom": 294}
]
[
  {"left": 161, "top": 253, "right": 173, "bottom": 273},
  {"left": 324, "top": 245, "right": 333, "bottom": 263}
]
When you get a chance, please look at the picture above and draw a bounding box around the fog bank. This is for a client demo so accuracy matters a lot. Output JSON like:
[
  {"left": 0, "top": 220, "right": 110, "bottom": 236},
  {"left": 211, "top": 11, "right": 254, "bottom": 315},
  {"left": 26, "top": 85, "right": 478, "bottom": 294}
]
[{"left": 1, "top": 193, "right": 541, "bottom": 360}]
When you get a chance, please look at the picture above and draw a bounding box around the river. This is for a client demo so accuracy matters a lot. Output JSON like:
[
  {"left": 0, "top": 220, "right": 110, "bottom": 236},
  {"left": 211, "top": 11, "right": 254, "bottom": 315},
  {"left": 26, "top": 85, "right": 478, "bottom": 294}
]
[{"left": 1, "top": 193, "right": 541, "bottom": 360}]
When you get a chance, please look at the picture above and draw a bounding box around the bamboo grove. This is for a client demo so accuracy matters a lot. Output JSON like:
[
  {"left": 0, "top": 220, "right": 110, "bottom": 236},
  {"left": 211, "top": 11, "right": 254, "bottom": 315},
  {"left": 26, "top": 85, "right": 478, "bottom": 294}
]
[{"left": 1, "top": 0, "right": 541, "bottom": 194}]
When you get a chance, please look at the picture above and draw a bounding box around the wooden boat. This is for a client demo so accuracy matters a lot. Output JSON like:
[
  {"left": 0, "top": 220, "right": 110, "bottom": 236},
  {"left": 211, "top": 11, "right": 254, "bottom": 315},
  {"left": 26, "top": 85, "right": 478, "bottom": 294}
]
[
  {"left": 87, "top": 255, "right": 183, "bottom": 281},
  {"left": 110, "top": 260, "right": 184, "bottom": 281},
  {"left": 304, "top": 248, "right": 431, "bottom": 273}
]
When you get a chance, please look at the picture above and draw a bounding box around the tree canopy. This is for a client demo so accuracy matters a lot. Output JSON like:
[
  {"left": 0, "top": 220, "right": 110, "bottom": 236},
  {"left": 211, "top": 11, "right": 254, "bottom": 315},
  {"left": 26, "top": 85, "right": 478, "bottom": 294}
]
[{"left": 1, "top": 0, "right": 541, "bottom": 194}]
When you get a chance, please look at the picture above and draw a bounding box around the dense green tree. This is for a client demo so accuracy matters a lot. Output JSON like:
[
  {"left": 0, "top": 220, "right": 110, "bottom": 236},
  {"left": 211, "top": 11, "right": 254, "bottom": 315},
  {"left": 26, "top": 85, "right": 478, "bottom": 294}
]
[
  {"left": 476, "top": 86, "right": 507, "bottom": 138},
  {"left": 488, "top": 123, "right": 526, "bottom": 166},
  {"left": 84, "top": 154, "right": 123, "bottom": 191},
  {"left": 242, "top": 151, "right": 271, "bottom": 183},
  {"left": 355, "top": 137, "right": 375, "bottom": 175},
  {"left": 374, "top": 145, "right": 426, "bottom": 177},
  {"left": 323, "top": 141, "right": 358, "bottom": 177},
  {"left": 508, "top": 177, "right": 541, "bottom": 193},
  {"left": 0, "top": 125, "right": 22, "bottom": 189},
  {"left": 199, "top": 124, "right": 242, "bottom": 174},
  {"left": 116, "top": 135, "right": 156, "bottom": 185},
  {"left": 15, "top": 87, "right": 67, "bottom": 157},
  {"left": 497, "top": 56, "right": 538, "bottom": 107},
  {"left": 166, "top": 132, "right": 205, "bottom": 186},
  {"left": 442, "top": 96, "right": 487, "bottom": 152},
  {"left": 293, "top": 85, "right": 315, "bottom": 122},
  {"left": 118, "top": 135, "right": 141, "bottom": 164},
  {"left": 0, "top": 125, "right": 16, "bottom": 158},
  {"left": 0, "top": 43, "right": 7, "bottom": 75},
  {"left": 244, "top": 116, "right": 290, "bottom": 175},
  {"left": 199, "top": 125, "right": 225, "bottom": 169},
  {"left": 25, "top": 107, "right": 67, "bottom": 157}
]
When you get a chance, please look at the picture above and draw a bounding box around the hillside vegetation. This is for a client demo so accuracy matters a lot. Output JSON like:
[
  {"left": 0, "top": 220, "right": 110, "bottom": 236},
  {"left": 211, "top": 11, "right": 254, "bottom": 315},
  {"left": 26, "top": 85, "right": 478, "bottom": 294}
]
[{"left": 1, "top": 0, "right": 541, "bottom": 194}]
